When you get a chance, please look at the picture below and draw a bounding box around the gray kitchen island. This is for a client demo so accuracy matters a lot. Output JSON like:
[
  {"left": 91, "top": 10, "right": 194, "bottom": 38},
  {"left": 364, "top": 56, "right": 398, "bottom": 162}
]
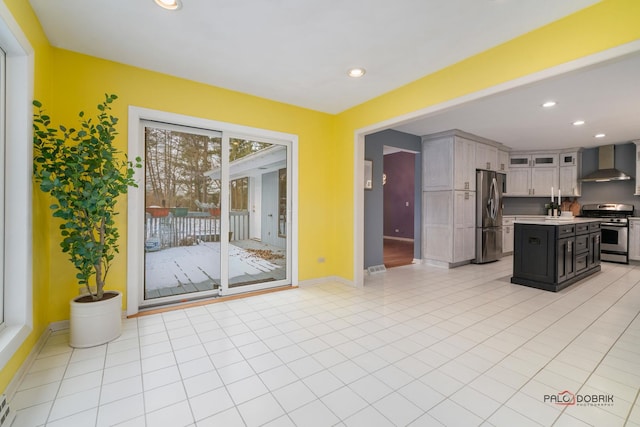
[{"left": 511, "top": 218, "right": 601, "bottom": 292}]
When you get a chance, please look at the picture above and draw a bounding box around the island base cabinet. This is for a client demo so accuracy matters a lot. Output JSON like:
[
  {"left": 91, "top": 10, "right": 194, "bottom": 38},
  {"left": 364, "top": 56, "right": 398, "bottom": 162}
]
[
  {"left": 557, "top": 237, "right": 575, "bottom": 282},
  {"left": 512, "top": 225, "right": 555, "bottom": 284},
  {"left": 511, "top": 221, "right": 601, "bottom": 292},
  {"left": 588, "top": 232, "right": 601, "bottom": 268}
]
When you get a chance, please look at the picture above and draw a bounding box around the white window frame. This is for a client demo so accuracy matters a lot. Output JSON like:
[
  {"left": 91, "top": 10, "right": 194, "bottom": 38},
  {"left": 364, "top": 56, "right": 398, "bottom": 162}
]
[
  {"left": 0, "top": 3, "right": 34, "bottom": 369},
  {"left": 127, "top": 106, "right": 298, "bottom": 316}
]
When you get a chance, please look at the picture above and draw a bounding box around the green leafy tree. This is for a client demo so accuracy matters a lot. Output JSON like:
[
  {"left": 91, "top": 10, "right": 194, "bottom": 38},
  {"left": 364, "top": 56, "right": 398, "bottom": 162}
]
[{"left": 33, "top": 94, "right": 142, "bottom": 301}]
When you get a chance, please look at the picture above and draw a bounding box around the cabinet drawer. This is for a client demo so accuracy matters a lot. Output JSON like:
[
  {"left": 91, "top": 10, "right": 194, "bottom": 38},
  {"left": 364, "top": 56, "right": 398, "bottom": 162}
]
[
  {"left": 575, "top": 234, "right": 589, "bottom": 254},
  {"left": 575, "top": 223, "right": 590, "bottom": 235},
  {"left": 575, "top": 253, "right": 588, "bottom": 273},
  {"left": 558, "top": 225, "right": 575, "bottom": 238},
  {"left": 589, "top": 222, "right": 601, "bottom": 232}
]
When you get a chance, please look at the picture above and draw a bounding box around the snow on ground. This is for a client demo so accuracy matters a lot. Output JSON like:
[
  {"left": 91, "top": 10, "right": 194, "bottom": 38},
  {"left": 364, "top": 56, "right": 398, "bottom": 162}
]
[{"left": 145, "top": 242, "right": 280, "bottom": 291}]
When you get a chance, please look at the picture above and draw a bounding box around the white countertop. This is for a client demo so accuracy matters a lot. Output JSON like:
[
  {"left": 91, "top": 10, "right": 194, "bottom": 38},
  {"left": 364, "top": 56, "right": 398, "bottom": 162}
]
[{"left": 514, "top": 217, "right": 600, "bottom": 225}]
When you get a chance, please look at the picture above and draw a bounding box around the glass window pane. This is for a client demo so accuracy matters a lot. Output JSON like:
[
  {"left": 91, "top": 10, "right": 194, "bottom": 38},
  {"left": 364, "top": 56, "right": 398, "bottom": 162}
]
[{"left": 143, "top": 124, "right": 222, "bottom": 300}]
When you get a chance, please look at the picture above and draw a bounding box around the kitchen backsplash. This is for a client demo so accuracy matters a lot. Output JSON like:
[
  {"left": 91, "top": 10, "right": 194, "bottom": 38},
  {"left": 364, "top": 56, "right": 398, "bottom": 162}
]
[{"left": 504, "top": 142, "right": 640, "bottom": 216}]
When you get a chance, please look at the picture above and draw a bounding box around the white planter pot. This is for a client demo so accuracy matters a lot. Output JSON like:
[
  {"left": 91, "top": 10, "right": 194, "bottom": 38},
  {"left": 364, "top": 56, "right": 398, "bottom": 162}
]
[{"left": 70, "top": 291, "right": 122, "bottom": 348}]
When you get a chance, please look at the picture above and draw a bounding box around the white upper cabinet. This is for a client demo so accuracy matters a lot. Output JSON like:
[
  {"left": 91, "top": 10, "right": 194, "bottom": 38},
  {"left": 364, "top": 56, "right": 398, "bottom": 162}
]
[
  {"left": 532, "top": 154, "right": 558, "bottom": 167},
  {"left": 423, "top": 134, "right": 475, "bottom": 192},
  {"left": 454, "top": 137, "right": 476, "bottom": 191},
  {"left": 559, "top": 152, "right": 578, "bottom": 166},
  {"left": 423, "top": 138, "right": 454, "bottom": 191},
  {"left": 498, "top": 150, "right": 509, "bottom": 172},
  {"left": 506, "top": 168, "right": 531, "bottom": 196},
  {"left": 509, "top": 154, "right": 532, "bottom": 168},
  {"left": 530, "top": 167, "right": 558, "bottom": 196},
  {"left": 506, "top": 153, "right": 559, "bottom": 197},
  {"left": 475, "top": 143, "right": 498, "bottom": 171},
  {"left": 559, "top": 151, "right": 582, "bottom": 197}
]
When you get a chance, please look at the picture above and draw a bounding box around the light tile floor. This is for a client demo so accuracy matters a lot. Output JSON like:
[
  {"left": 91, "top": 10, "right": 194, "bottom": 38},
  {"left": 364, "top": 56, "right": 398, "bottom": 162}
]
[{"left": 10, "top": 257, "right": 640, "bottom": 426}]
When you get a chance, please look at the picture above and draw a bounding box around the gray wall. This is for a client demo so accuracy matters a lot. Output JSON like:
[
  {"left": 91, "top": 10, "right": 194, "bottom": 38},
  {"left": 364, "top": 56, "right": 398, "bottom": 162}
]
[
  {"left": 364, "top": 130, "right": 422, "bottom": 268},
  {"left": 504, "top": 142, "right": 639, "bottom": 215}
]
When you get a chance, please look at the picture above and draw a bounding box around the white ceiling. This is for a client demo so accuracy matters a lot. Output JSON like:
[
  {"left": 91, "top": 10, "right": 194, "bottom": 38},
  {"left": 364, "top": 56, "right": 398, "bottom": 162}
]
[
  {"left": 30, "top": 0, "right": 599, "bottom": 114},
  {"left": 393, "top": 51, "right": 640, "bottom": 150},
  {"left": 29, "top": 0, "right": 639, "bottom": 151}
]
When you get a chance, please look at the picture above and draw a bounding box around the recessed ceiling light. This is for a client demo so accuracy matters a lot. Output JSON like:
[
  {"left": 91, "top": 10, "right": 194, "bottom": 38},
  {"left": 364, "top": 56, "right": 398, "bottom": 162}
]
[
  {"left": 348, "top": 68, "right": 366, "bottom": 78},
  {"left": 595, "top": 133, "right": 606, "bottom": 138},
  {"left": 541, "top": 101, "right": 557, "bottom": 108},
  {"left": 154, "top": 0, "right": 181, "bottom": 10},
  {"left": 572, "top": 120, "right": 585, "bottom": 126}
]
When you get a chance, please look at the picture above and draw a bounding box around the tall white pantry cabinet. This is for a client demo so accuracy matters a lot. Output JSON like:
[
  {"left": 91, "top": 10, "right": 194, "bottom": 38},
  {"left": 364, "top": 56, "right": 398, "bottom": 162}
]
[{"left": 422, "top": 131, "right": 506, "bottom": 266}]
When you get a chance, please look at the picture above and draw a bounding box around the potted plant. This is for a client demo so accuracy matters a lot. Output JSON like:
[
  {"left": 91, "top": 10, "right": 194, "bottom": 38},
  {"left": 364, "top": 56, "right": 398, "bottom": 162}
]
[{"left": 33, "top": 94, "right": 142, "bottom": 348}]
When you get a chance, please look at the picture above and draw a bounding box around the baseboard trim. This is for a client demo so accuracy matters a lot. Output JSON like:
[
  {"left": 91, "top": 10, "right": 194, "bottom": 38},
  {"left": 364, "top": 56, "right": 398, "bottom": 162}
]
[
  {"left": 5, "top": 325, "right": 53, "bottom": 401},
  {"left": 383, "top": 236, "right": 415, "bottom": 242},
  {"left": 49, "top": 320, "right": 69, "bottom": 332},
  {"left": 298, "top": 276, "right": 355, "bottom": 288}
]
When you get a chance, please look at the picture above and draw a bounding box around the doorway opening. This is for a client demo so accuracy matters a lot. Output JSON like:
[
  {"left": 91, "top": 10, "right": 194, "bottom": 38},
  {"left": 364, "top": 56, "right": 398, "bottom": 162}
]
[{"left": 382, "top": 147, "right": 416, "bottom": 268}]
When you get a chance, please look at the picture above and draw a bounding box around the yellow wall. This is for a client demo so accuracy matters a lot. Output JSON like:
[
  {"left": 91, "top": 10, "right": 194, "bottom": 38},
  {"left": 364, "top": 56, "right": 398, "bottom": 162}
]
[
  {"left": 1, "top": 0, "right": 639, "bottom": 393},
  {"left": 46, "top": 49, "right": 336, "bottom": 321}
]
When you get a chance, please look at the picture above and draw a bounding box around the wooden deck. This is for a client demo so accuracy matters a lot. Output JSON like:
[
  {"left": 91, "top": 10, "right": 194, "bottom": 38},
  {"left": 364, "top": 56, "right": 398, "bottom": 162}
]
[{"left": 144, "top": 239, "right": 286, "bottom": 301}]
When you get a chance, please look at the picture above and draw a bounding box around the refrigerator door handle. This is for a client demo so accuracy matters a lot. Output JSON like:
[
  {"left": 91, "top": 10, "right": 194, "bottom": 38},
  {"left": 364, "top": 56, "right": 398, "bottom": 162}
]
[
  {"left": 488, "top": 177, "right": 498, "bottom": 220},
  {"left": 493, "top": 177, "right": 500, "bottom": 220}
]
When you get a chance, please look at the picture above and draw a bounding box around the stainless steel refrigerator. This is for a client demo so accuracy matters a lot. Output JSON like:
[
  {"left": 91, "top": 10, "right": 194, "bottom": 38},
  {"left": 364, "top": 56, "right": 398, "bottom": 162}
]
[{"left": 474, "top": 169, "right": 506, "bottom": 263}]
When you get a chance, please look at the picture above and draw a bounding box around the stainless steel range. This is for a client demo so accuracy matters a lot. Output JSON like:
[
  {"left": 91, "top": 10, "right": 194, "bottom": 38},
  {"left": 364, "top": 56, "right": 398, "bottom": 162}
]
[{"left": 581, "top": 203, "right": 634, "bottom": 264}]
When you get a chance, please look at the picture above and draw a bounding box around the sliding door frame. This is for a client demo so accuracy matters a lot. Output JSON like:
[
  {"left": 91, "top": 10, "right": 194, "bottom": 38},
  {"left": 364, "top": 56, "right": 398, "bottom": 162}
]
[
  {"left": 127, "top": 106, "right": 298, "bottom": 316},
  {"left": 219, "top": 132, "right": 293, "bottom": 297}
]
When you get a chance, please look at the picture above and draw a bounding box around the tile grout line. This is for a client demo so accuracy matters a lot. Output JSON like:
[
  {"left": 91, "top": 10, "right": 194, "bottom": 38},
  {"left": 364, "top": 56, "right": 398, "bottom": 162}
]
[
  {"left": 440, "top": 264, "right": 634, "bottom": 425},
  {"left": 554, "top": 285, "right": 640, "bottom": 426}
]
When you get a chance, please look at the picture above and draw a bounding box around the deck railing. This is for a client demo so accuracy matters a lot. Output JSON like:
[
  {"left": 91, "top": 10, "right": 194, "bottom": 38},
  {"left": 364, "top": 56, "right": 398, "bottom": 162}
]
[{"left": 145, "top": 211, "right": 249, "bottom": 249}]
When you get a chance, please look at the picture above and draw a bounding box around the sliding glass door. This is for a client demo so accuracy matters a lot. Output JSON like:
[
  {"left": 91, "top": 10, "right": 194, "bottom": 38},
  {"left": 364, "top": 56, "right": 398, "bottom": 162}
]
[
  {"left": 140, "top": 122, "right": 291, "bottom": 307},
  {"left": 223, "top": 136, "right": 289, "bottom": 295}
]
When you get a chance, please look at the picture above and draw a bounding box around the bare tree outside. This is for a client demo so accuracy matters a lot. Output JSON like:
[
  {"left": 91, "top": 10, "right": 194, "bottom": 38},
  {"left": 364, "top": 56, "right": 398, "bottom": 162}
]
[
  {"left": 144, "top": 129, "right": 271, "bottom": 210},
  {"left": 145, "top": 127, "right": 220, "bottom": 210}
]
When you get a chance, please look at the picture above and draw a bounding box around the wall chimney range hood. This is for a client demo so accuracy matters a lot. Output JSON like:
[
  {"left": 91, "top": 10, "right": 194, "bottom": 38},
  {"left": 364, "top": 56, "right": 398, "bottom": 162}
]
[{"left": 580, "top": 145, "right": 631, "bottom": 182}]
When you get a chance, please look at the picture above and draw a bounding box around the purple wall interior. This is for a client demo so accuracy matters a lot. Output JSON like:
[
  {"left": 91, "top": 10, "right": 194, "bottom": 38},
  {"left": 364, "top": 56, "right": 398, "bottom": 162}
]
[{"left": 384, "top": 152, "right": 415, "bottom": 239}]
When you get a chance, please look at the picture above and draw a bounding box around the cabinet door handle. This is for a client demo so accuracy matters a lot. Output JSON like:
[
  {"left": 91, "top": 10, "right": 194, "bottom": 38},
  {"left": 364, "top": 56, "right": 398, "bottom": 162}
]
[
  {"left": 532, "top": 189, "right": 535, "bottom": 195},
  {"left": 486, "top": 162, "right": 491, "bottom": 170},
  {"left": 568, "top": 241, "right": 572, "bottom": 253}
]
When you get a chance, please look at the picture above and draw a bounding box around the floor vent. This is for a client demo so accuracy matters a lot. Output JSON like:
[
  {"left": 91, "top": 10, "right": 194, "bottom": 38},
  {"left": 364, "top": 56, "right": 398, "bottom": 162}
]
[
  {"left": 367, "top": 265, "right": 387, "bottom": 274},
  {"left": 0, "top": 395, "right": 14, "bottom": 427}
]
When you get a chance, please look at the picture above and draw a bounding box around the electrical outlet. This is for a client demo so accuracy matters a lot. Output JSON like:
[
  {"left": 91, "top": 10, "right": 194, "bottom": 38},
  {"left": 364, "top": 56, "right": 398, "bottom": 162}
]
[{"left": 318, "top": 257, "right": 325, "bottom": 263}]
